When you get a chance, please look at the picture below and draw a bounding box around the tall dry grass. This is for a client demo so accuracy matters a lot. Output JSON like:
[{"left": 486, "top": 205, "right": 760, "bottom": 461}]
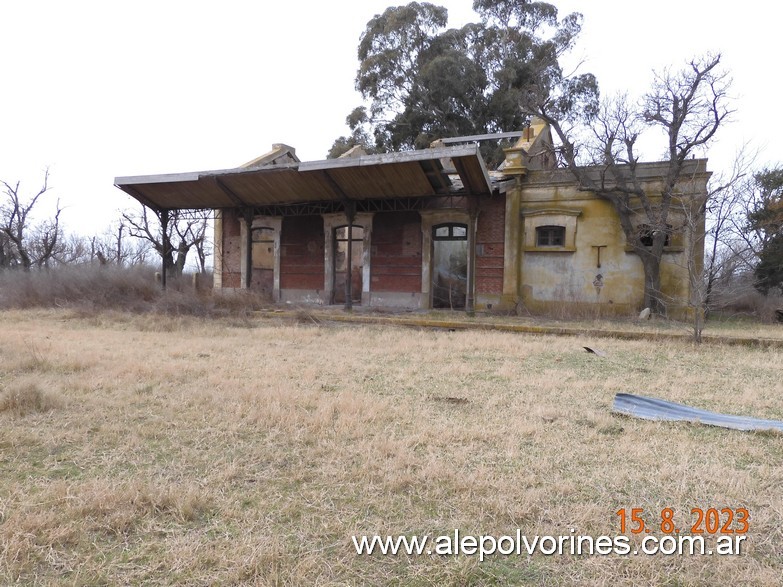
[
  {"left": 0, "top": 382, "right": 63, "bottom": 416},
  {"left": 0, "top": 310, "right": 782, "bottom": 585},
  {"left": 0, "top": 264, "right": 269, "bottom": 317}
]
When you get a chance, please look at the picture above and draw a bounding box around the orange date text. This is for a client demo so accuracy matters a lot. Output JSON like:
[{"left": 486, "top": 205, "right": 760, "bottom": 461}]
[{"left": 616, "top": 507, "right": 749, "bottom": 535}]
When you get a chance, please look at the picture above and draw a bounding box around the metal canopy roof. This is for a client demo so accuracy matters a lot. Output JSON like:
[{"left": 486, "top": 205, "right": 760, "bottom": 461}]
[{"left": 114, "top": 144, "right": 493, "bottom": 211}]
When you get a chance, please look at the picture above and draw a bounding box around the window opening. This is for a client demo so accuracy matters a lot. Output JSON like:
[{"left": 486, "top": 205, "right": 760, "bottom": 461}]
[
  {"left": 536, "top": 225, "right": 566, "bottom": 247},
  {"left": 638, "top": 224, "right": 671, "bottom": 247},
  {"left": 434, "top": 223, "right": 467, "bottom": 240}
]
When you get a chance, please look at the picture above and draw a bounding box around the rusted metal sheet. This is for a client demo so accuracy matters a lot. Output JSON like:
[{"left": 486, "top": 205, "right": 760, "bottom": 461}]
[{"left": 613, "top": 393, "right": 783, "bottom": 432}]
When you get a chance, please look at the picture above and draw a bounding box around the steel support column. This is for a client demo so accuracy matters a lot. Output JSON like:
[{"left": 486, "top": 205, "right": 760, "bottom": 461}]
[
  {"left": 160, "top": 209, "right": 169, "bottom": 290},
  {"left": 466, "top": 204, "right": 479, "bottom": 316}
]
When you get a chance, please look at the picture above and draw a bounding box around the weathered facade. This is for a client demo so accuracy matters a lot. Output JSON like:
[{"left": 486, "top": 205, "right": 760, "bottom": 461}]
[{"left": 115, "top": 120, "right": 709, "bottom": 316}]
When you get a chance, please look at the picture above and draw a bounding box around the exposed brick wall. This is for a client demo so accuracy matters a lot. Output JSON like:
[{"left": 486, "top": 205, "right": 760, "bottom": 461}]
[
  {"left": 280, "top": 216, "right": 324, "bottom": 290},
  {"left": 476, "top": 197, "right": 505, "bottom": 295},
  {"left": 221, "top": 209, "right": 242, "bottom": 288},
  {"left": 251, "top": 269, "right": 273, "bottom": 295},
  {"left": 221, "top": 204, "right": 503, "bottom": 296},
  {"left": 371, "top": 212, "right": 422, "bottom": 292}
]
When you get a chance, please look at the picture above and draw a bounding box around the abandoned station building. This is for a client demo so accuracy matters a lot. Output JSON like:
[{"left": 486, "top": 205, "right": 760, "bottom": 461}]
[{"left": 115, "top": 119, "right": 709, "bottom": 315}]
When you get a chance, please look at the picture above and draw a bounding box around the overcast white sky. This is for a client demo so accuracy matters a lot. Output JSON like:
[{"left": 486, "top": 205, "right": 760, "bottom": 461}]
[{"left": 1, "top": 0, "right": 780, "bottom": 236}]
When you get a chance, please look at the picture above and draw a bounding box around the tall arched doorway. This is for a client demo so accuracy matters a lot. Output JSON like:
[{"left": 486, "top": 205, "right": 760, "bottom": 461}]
[
  {"left": 333, "top": 225, "right": 364, "bottom": 305},
  {"left": 432, "top": 223, "right": 467, "bottom": 309}
]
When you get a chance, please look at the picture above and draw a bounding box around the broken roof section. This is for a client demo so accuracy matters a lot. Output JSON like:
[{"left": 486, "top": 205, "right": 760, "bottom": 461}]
[
  {"left": 240, "top": 143, "right": 300, "bottom": 168},
  {"left": 114, "top": 142, "right": 493, "bottom": 212}
]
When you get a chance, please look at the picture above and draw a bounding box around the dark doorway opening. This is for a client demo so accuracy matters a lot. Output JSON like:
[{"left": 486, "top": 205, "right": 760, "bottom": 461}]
[
  {"left": 432, "top": 223, "right": 467, "bottom": 309},
  {"left": 333, "top": 225, "right": 364, "bottom": 305}
]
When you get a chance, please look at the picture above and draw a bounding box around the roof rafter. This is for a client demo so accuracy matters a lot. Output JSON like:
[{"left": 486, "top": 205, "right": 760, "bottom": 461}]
[{"left": 211, "top": 176, "right": 248, "bottom": 207}]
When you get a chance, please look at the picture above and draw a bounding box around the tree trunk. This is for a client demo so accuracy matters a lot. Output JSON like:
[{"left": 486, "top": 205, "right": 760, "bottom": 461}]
[
  {"left": 162, "top": 250, "right": 176, "bottom": 278},
  {"left": 173, "top": 244, "right": 190, "bottom": 277},
  {"left": 116, "top": 225, "right": 123, "bottom": 265},
  {"left": 18, "top": 249, "right": 32, "bottom": 271},
  {"left": 703, "top": 270, "right": 716, "bottom": 320},
  {"left": 639, "top": 252, "right": 664, "bottom": 314}
]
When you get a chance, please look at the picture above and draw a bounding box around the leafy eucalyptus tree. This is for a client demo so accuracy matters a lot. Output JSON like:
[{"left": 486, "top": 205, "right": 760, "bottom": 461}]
[
  {"left": 747, "top": 167, "right": 783, "bottom": 294},
  {"left": 330, "top": 0, "right": 593, "bottom": 164},
  {"left": 335, "top": 2, "right": 731, "bottom": 318}
]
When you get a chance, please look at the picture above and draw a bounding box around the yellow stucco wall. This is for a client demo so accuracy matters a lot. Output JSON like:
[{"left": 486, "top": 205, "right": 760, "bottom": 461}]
[{"left": 499, "top": 162, "right": 708, "bottom": 318}]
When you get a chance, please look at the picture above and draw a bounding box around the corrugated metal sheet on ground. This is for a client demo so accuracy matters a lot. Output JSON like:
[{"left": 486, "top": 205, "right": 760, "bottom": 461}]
[{"left": 612, "top": 393, "right": 783, "bottom": 432}]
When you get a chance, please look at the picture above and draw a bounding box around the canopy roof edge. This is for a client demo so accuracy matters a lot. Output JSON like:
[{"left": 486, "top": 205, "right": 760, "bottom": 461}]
[{"left": 114, "top": 144, "right": 494, "bottom": 211}]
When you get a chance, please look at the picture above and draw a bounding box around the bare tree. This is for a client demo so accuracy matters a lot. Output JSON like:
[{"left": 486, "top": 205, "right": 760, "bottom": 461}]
[
  {"left": 0, "top": 231, "right": 15, "bottom": 268},
  {"left": 522, "top": 54, "right": 731, "bottom": 314},
  {"left": 193, "top": 218, "right": 211, "bottom": 274},
  {"left": 53, "top": 233, "right": 93, "bottom": 265},
  {"left": 84, "top": 220, "right": 151, "bottom": 267},
  {"left": 678, "top": 172, "right": 736, "bottom": 342},
  {"left": 122, "top": 205, "right": 210, "bottom": 278},
  {"left": 700, "top": 147, "right": 761, "bottom": 312},
  {"left": 1, "top": 170, "right": 64, "bottom": 270},
  {"left": 125, "top": 235, "right": 153, "bottom": 267}
]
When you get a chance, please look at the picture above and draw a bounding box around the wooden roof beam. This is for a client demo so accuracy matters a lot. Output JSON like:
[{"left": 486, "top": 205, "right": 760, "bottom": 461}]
[
  {"left": 115, "top": 184, "right": 161, "bottom": 212},
  {"left": 316, "top": 169, "right": 352, "bottom": 205},
  {"left": 211, "top": 176, "right": 248, "bottom": 207},
  {"left": 437, "top": 131, "right": 524, "bottom": 144},
  {"left": 419, "top": 159, "right": 451, "bottom": 193},
  {"left": 452, "top": 156, "right": 492, "bottom": 195}
]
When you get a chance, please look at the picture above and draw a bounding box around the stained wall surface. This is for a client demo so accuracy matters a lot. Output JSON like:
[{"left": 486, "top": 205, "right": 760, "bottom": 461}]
[{"left": 215, "top": 161, "right": 706, "bottom": 317}]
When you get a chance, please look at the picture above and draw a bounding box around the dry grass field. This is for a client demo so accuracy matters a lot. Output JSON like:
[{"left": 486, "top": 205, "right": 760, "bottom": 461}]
[{"left": 1, "top": 309, "right": 782, "bottom": 586}]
